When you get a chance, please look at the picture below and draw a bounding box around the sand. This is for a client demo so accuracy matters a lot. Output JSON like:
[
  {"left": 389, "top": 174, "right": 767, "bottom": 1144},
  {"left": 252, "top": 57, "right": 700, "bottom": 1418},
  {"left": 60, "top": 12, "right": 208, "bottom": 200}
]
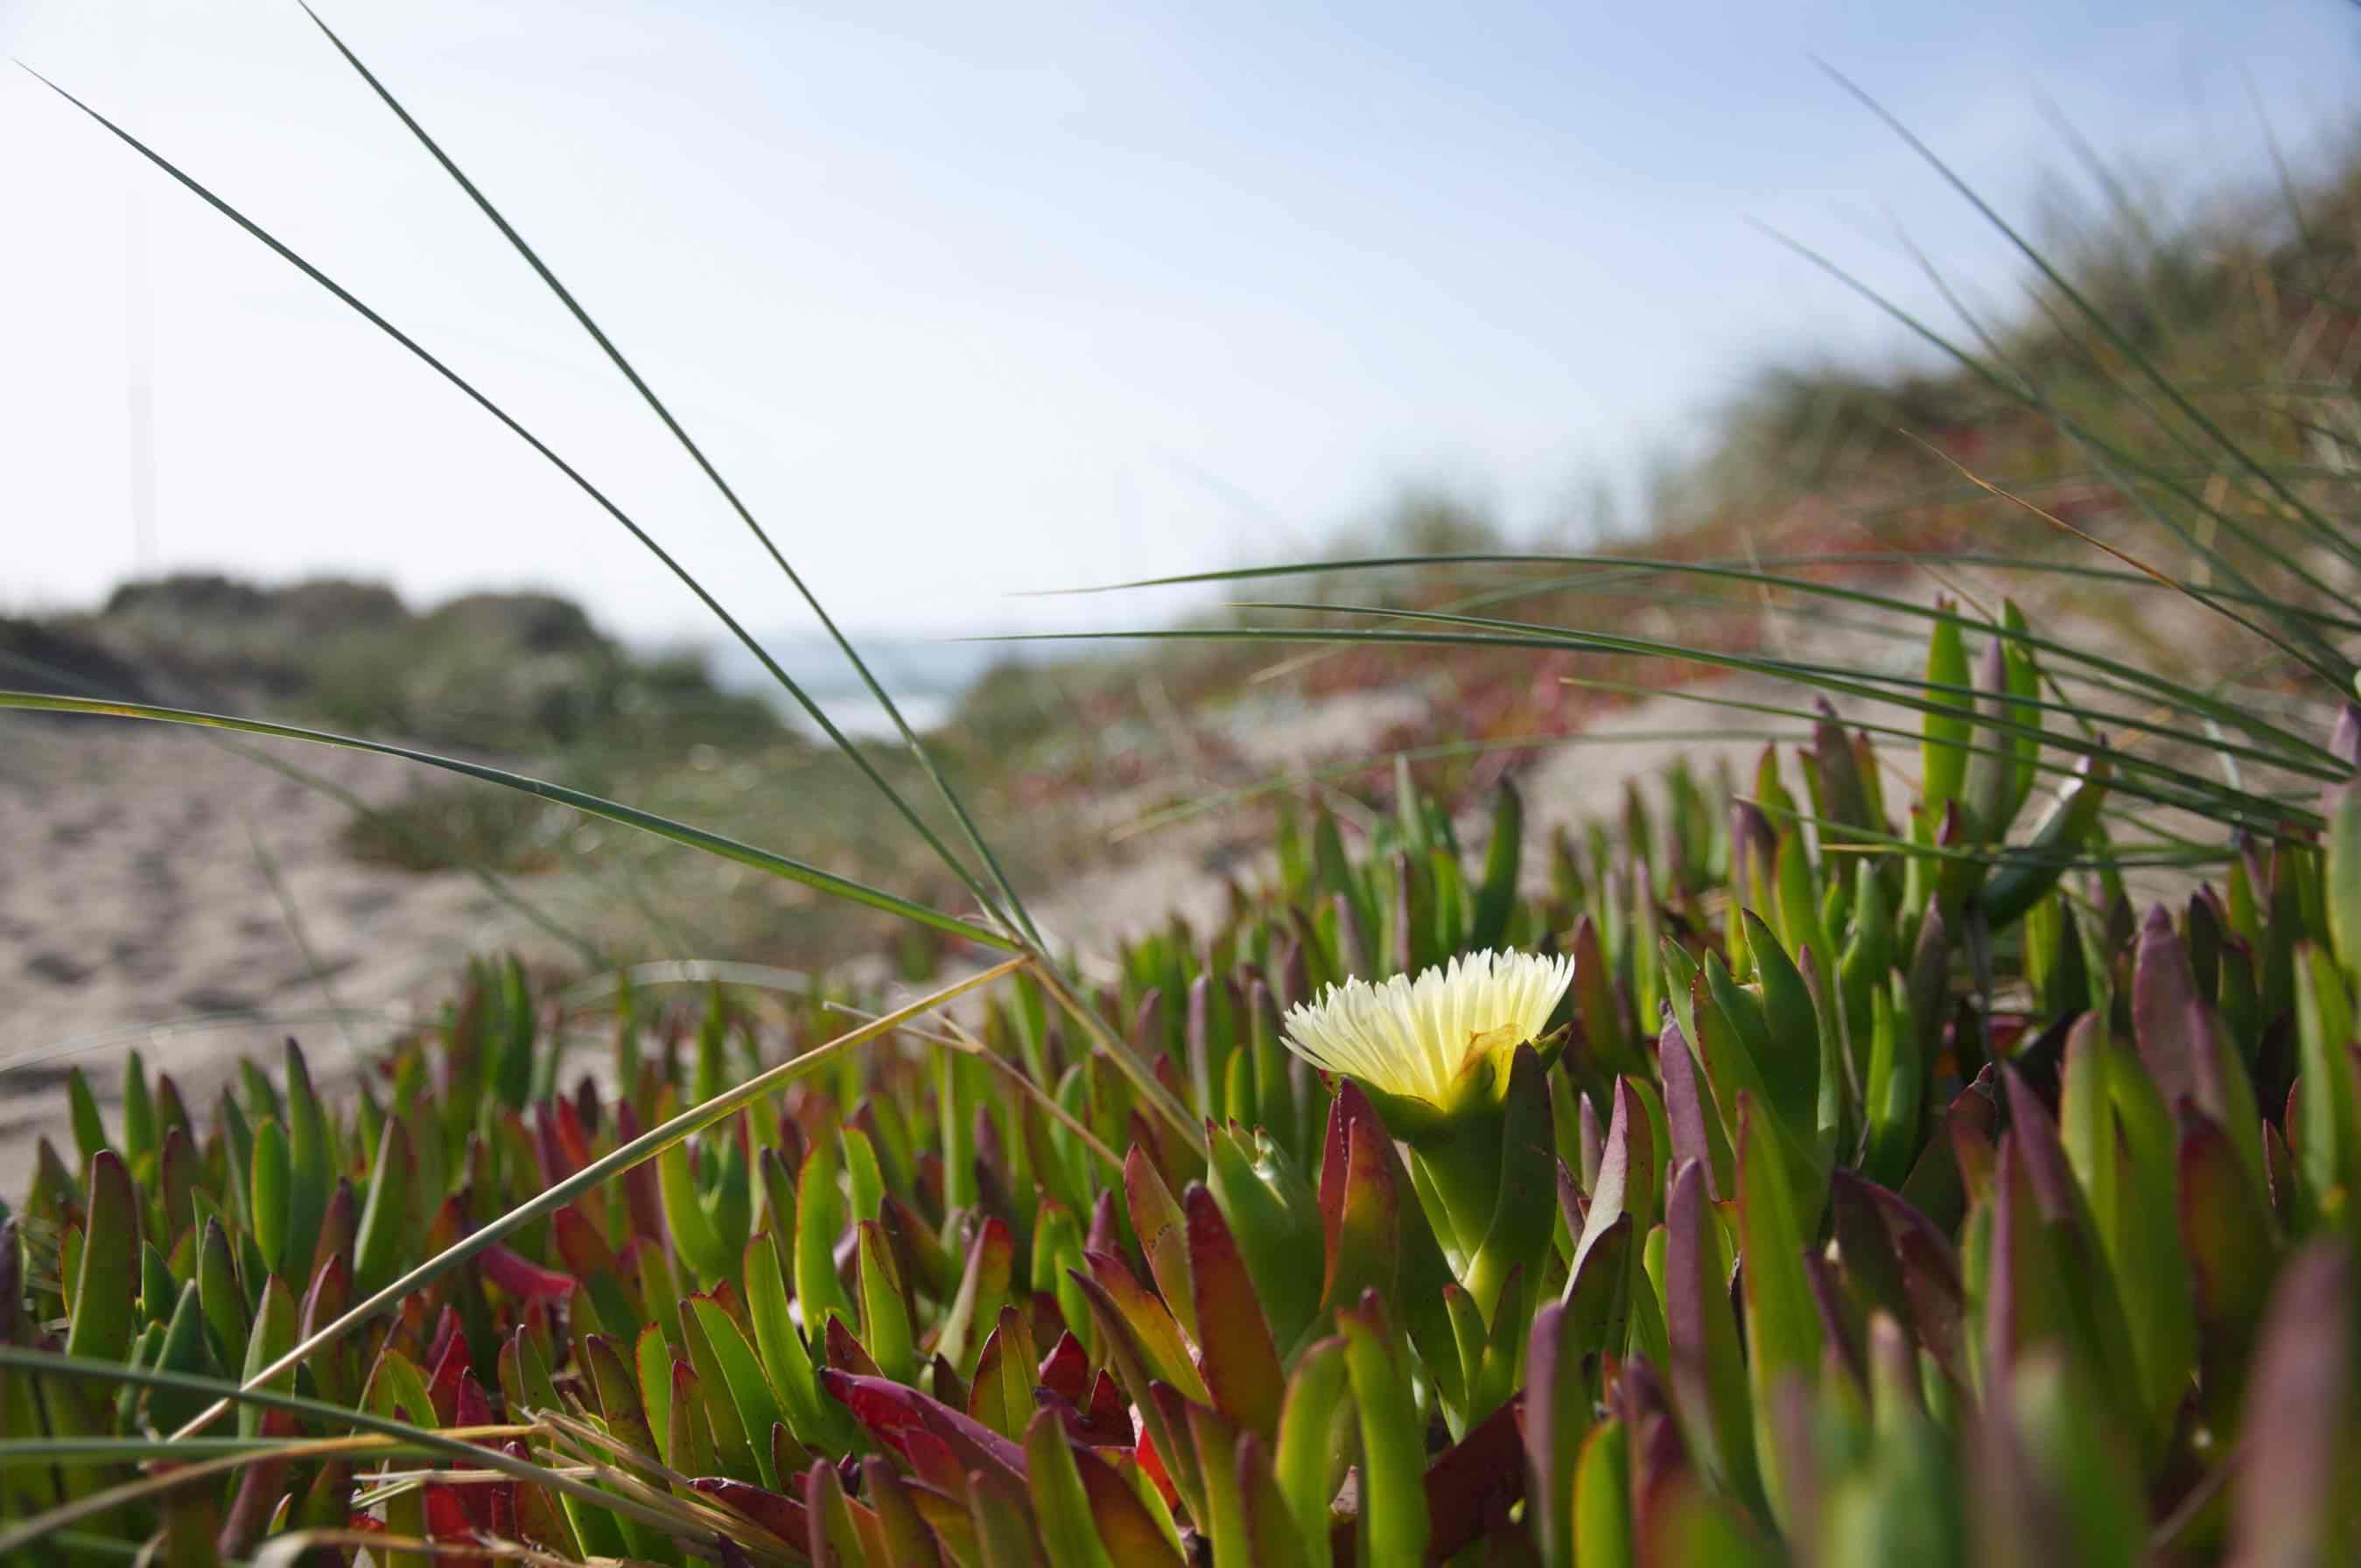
[{"left": 0, "top": 722, "right": 571, "bottom": 1193}]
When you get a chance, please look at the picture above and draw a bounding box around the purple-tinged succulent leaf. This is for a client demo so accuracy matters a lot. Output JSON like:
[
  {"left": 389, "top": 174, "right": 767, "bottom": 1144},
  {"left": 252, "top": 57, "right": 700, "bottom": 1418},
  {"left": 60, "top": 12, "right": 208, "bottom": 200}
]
[
  {"left": 820, "top": 1368, "right": 1027, "bottom": 1486},
  {"left": 1185, "top": 1183, "right": 1285, "bottom": 1441},
  {"left": 1316, "top": 1082, "right": 1400, "bottom": 1314},
  {"left": 1663, "top": 1158, "right": 1758, "bottom": 1509}
]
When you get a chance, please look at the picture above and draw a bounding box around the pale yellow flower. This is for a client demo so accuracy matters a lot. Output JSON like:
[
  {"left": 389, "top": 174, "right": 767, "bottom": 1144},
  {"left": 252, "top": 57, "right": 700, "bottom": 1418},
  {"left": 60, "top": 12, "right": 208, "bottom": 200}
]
[{"left": 1280, "top": 949, "right": 1573, "bottom": 1110}]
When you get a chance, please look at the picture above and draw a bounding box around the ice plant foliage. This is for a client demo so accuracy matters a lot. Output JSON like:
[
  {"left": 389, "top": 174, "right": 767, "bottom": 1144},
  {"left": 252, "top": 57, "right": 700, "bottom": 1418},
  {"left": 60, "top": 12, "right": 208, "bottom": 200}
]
[
  {"left": 14, "top": 594, "right": 2361, "bottom": 1568},
  {"left": 1281, "top": 948, "right": 1573, "bottom": 1110},
  {"left": 11, "top": 28, "right": 2361, "bottom": 1555}
]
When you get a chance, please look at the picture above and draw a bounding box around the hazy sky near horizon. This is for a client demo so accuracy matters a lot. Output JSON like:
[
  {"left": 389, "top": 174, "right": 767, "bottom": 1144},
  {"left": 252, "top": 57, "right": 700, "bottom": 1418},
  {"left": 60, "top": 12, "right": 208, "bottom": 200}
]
[{"left": 1, "top": 1, "right": 2354, "bottom": 641}]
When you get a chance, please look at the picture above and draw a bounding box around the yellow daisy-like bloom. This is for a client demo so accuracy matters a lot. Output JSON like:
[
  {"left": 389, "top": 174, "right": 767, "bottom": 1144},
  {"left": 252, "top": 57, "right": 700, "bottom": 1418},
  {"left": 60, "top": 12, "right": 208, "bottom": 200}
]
[{"left": 1280, "top": 949, "right": 1574, "bottom": 1110}]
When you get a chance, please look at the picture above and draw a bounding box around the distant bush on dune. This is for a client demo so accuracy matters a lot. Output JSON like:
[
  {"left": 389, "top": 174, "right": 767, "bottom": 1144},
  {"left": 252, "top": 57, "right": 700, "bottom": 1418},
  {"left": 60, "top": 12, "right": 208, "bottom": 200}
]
[{"left": 19, "top": 571, "right": 786, "bottom": 755}]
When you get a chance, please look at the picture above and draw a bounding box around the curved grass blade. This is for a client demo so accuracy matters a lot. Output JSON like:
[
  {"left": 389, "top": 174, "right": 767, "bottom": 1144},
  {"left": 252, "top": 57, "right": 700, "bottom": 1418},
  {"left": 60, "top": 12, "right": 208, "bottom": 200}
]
[
  {"left": 0, "top": 690, "right": 1012, "bottom": 949},
  {"left": 0, "top": 1349, "right": 683, "bottom": 1555},
  {"left": 1220, "top": 598, "right": 2329, "bottom": 818},
  {"left": 292, "top": 5, "right": 1041, "bottom": 949},
  {"left": 1874, "top": 209, "right": 2343, "bottom": 643},
  {"left": 0, "top": 640, "right": 605, "bottom": 966},
  {"left": 1750, "top": 219, "right": 2355, "bottom": 685},
  {"left": 993, "top": 608, "right": 2319, "bottom": 837},
  {"left": 1115, "top": 728, "right": 1791, "bottom": 838},
  {"left": 151, "top": 953, "right": 1026, "bottom": 1446},
  {"left": 23, "top": 66, "right": 1026, "bottom": 947},
  {"left": 0, "top": 1009, "right": 409, "bottom": 1082},
  {"left": 1034, "top": 552, "right": 2341, "bottom": 767},
  {"left": 1819, "top": 64, "right": 2361, "bottom": 585},
  {"left": 1547, "top": 675, "right": 2273, "bottom": 857}
]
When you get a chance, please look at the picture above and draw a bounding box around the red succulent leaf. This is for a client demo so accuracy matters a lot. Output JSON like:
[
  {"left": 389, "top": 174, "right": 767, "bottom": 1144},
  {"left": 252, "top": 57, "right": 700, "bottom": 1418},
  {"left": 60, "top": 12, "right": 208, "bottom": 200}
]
[
  {"left": 1037, "top": 1332, "right": 1089, "bottom": 1404},
  {"left": 1183, "top": 1184, "right": 1285, "bottom": 1439},
  {"left": 426, "top": 1331, "right": 471, "bottom": 1427},
  {"left": 423, "top": 1304, "right": 465, "bottom": 1376},
  {"left": 423, "top": 1483, "right": 473, "bottom": 1540},
  {"left": 1132, "top": 1422, "right": 1180, "bottom": 1513},
  {"left": 551, "top": 1205, "right": 620, "bottom": 1284},
  {"left": 481, "top": 1244, "right": 576, "bottom": 1303},
  {"left": 823, "top": 1318, "right": 884, "bottom": 1379},
  {"left": 818, "top": 1368, "right": 1027, "bottom": 1483},
  {"left": 691, "top": 1477, "right": 809, "bottom": 1547}
]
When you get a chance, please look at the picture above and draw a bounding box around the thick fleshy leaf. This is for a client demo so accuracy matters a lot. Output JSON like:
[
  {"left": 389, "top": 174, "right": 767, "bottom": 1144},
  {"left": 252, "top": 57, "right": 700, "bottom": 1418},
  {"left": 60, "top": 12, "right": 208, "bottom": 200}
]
[
  {"left": 281, "top": 1041, "right": 333, "bottom": 1299},
  {"left": 1828, "top": 1170, "right": 1965, "bottom": 1386},
  {"left": 480, "top": 1245, "right": 575, "bottom": 1303},
  {"left": 64, "top": 1151, "right": 138, "bottom": 1367},
  {"left": 1184, "top": 1184, "right": 1285, "bottom": 1440},
  {"left": 1123, "top": 1148, "right": 1195, "bottom": 1344},
  {"left": 1273, "top": 1337, "right": 1349, "bottom": 1568},
  {"left": 1978, "top": 1353, "right": 2142, "bottom": 1568},
  {"left": 1317, "top": 1082, "right": 1400, "bottom": 1315},
  {"left": 1025, "top": 1406, "right": 1123, "bottom": 1568},
  {"left": 690, "top": 1295, "right": 791, "bottom": 1488},
  {"left": 1662, "top": 1158, "right": 1757, "bottom": 1508},
  {"left": 1204, "top": 1121, "right": 1324, "bottom": 1354},
  {"left": 351, "top": 1119, "right": 415, "bottom": 1299},
  {"left": 2230, "top": 1244, "right": 2361, "bottom": 1567},
  {"left": 1185, "top": 1399, "right": 1252, "bottom": 1565},
  {"left": 1573, "top": 1077, "right": 1655, "bottom": 1284},
  {"left": 821, "top": 1368, "right": 1028, "bottom": 1487},
  {"left": 657, "top": 1132, "right": 733, "bottom": 1288},
  {"left": 967, "top": 1306, "right": 1038, "bottom": 1444},
  {"left": 2178, "top": 1103, "right": 2281, "bottom": 1424},
  {"left": 791, "top": 1138, "right": 857, "bottom": 1341},
  {"left": 1525, "top": 1300, "right": 1589, "bottom": 1568},
  {"left": 1573, "top": 1418, "right": 1634, "bottom": 1568},
  {"left": 854, "top": 1221, "right": 916, "bottom": 1385},
  {"left": 1338, "top": 1296, "right": 1428, "bottom": 1568},
  {"left": 1658, "top": 1019, "right": 1731, "bottom": 1200},
  {"left": 691, "top": 1477, "right": 809, "bottom": 1551},
  {"left": 1413, "top": 1396, "right": 1530, "bottom": 1564},
  {"left": 1082, "top": 1249, "right": 1209, "bottom": 1404},
  {"left": 1735, "top": 1096, "right": 1818, "bottom": 1533},
  {"left": 937, "top": 1214, "right": 1018, "bottom": 1384},
  {"left": 2294, "top": 942, "right": 2360, "bottom": 1225},
  {"left": 802, "top": 1459, "right": 866, "bottom": 1566}
]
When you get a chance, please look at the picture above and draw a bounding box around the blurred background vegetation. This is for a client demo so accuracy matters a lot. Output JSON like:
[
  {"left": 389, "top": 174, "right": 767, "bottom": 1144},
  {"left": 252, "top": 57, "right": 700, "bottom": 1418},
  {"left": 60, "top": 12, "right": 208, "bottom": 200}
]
[{"left": 8, "top": 124, "right": 2357, "bottom": 972}]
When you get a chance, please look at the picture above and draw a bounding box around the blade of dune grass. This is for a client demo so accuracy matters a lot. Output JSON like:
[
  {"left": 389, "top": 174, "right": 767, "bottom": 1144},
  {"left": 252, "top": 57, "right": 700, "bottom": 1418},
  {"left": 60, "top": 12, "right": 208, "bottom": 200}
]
[
  {"left": 1224, "top": 598, "right": 2322, "bottom": 830},
  {"left": 241, "top": 813, "right": 360, "bottom": 1061},
  {"left": 985, "top": 610, "right": 2322, "bottom": 835},
  {"left": 0, "top": 641, "right": 606, "bottom": 966},
  {"left": 0, "top": 1010, "right": 409, "bottom": 1081},
  {"left": 291, "top": 5, "right": 1043, "bottom": 950},
  {"left": 0, "top": 1426, "right": 540, "bottom": 1555},
  {"left": 22, "top": 66, "right": 1027, "bottom": 947},
  {"left": 1112, "top": 728, "right": 1792, "bottom": 838},
  {"left": 156, "top": 953, "right": 1026, "bottom": 1442},
  {"left": 1549, "top": 675, "right": 2238, "bottom": 858},
  {"left": 0, "top": 1435, "right": 494, "bottom": 1464},
  {"left": 1751, "top": 802, "right": 2217, "bottom": 872},
  {"left": 1751, "top": 219, "right": 2357, "bottom": 685},
  {"left": 1033, "top": 554, "right": 2342, "bottom": 769},
  {"left": 1902, "top": 434, "right": 2323, "bottom": 689},
  {"left": 0, "top": 690, "right": 1014, "bottom": 948},
  {"left": 0, "top": 1348, "right": 699, "bottom": 1553},
  {"left": 1819, "top": 64, "right": 2361, "bottom": 584},
  {"left": 1219, "top": 593, "right": 2315, "bottom": 782},
  {"left": 824, "top": 999, "right": 1127, "bottom": 1173},
  {"left": 561, "top": 960, "right": 816, "bottom": 1004},
  {"left": 1881, "top": 219, "right": 2361, "bottom": 685}
]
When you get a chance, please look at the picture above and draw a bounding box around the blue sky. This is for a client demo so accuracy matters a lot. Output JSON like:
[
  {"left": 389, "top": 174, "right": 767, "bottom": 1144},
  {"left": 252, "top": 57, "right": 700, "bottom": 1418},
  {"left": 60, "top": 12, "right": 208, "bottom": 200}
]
[{"left": 1, "top": 0, "right": 2354, "bottom": 639}]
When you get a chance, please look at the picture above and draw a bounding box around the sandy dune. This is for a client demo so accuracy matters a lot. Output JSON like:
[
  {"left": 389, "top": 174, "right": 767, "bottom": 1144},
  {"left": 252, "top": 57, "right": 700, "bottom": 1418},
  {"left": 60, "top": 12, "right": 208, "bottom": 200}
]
[{"left": 0, "top": 723, "right": 568, "bottom": 1193}]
